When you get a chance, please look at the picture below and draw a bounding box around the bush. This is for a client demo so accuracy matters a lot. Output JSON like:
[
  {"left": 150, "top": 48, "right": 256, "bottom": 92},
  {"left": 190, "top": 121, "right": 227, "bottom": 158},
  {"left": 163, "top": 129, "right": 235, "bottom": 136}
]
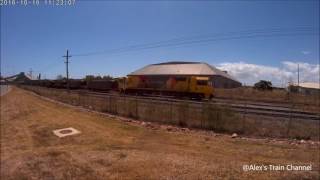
[{"left": 254, "top": 80, "right": 273, "bottom": 91}]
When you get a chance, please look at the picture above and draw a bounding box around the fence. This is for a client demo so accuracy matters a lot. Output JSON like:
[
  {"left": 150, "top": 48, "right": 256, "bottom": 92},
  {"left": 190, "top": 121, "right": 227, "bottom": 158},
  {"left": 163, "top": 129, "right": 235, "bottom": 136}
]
[{"left": 20, "top": 86, "right": 320, "bottom": 140}]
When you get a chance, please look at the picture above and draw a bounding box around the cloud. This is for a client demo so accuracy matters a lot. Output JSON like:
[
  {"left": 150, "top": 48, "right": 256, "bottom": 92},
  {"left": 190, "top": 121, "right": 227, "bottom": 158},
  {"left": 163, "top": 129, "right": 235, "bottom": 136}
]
[
  {"left": 217, "top": 61, "right": 319, "bottom": 87},
  {"left": 301, "top": 51, "right": 310, "bottom": 55}
]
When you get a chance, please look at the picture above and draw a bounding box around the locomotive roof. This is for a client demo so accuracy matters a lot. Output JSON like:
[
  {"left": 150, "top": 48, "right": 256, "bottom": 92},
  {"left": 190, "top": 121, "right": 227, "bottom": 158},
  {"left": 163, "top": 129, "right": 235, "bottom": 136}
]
[{"left": 129, "top": 61, "right": 239, "bottom": 82}]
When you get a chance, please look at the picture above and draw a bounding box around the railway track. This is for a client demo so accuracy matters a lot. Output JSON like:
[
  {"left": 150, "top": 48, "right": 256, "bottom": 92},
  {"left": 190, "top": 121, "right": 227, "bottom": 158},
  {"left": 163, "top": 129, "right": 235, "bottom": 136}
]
[
  {"left": 70, "top": 89, "right": 320, "bottom": 121},
  {"left": 20, "top": 86, "right": 319, "bottom": 121}
]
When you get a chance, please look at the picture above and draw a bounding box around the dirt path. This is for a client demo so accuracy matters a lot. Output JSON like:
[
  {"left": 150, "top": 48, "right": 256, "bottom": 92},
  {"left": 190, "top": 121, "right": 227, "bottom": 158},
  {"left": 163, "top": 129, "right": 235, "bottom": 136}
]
[
  {"left": 0, "top": 85, "right": 11, "bottom": 96},
  {"left": 1, "top": 87, "right": 319, "bottom": 179}
]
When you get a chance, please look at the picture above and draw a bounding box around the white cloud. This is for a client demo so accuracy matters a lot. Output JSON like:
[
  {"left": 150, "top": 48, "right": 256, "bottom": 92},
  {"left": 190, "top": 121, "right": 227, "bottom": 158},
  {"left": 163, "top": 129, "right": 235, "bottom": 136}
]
[
  {"left": 301, "top": 51, "right": 310, "bottom": 55},
  {"left": 217, "top": 61, "right": 319, "bottom": 87}
]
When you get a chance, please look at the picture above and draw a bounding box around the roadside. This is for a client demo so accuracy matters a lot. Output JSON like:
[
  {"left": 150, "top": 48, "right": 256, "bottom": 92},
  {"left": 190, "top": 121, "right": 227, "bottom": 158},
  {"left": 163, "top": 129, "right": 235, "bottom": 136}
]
[
  {"left": 0, "top": 85, "right": 11, "bottom": 96},
  {"left": 19, "top": 85, "right": 320, "bottom": 140},
  {"left": 1, "top": 87, "right": 319, "bottom": 179}
]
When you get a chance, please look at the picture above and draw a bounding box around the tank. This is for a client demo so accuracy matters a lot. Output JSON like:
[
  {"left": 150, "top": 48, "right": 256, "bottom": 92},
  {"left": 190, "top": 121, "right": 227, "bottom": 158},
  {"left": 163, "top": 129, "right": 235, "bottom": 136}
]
[
  {"left": 86, "top": 80, "right": 116, "bottom": 91},
  {"left": 68, "top": 79, "right": 85, "bottom": 89},
  {"left": 52, "top": 80, "right": 67, "bottom": 89}
]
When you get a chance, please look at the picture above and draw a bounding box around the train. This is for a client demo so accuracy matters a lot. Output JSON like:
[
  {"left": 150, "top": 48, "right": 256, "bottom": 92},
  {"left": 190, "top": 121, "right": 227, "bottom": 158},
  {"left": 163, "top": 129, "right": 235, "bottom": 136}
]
[
  {"left": 22, "top": 79, "right": 117, "bottom": 91},
  {"left": 119, "top": 76, "right": 214, "bottom": 99},
  {"left": 22, "top": 75, "right": 214, "bottom": 99}
]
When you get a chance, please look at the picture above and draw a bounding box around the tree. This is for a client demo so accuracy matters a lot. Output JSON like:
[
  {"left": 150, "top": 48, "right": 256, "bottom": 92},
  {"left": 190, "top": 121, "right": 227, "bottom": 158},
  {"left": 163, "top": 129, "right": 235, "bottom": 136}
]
[
  {"left": 103, "top": 75, "right": 113, "bottom": 80},
  {"left": 254, "top": 80, "right": 273, "bottom": 91},
  {"left": 84, "top": 75, "right": 94, "bottom": 81},
  {"left": 95, "top": 75, "right": 102, "bottom": 80},
  {"left": 56, "top": 74, "right": 64, "bottom": 80}
]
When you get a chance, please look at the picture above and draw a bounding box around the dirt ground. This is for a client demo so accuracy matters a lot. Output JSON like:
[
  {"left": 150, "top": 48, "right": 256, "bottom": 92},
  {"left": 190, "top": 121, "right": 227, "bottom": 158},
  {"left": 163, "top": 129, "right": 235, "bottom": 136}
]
[{"left": 1, "top": 87, "right": 319, "bottom": 180}]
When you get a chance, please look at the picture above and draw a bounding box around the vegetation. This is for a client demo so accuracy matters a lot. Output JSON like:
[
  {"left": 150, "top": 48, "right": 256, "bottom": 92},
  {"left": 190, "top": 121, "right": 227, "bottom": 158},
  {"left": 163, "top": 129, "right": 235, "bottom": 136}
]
[
  {"left": 2, "top": 87, "right": 319, "bottom": 179},
  {"left": 56, "top": 74, "right": 64, "bottom": 80},
  {"left": 84, "top": 75, "right": 114, "bottom": 81},
  {"left": 254, "top": 80, "right": 273, "bottom": 91},
  {"left": 20, "top": 85, "right": 320, "bottom": 139}
]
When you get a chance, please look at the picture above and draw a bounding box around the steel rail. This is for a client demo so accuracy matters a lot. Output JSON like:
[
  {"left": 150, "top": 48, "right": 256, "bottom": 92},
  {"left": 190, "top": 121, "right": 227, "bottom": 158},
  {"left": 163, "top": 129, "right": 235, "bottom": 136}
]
[{"left": 23, "top": 86, "right": 320, "bottom": 121}]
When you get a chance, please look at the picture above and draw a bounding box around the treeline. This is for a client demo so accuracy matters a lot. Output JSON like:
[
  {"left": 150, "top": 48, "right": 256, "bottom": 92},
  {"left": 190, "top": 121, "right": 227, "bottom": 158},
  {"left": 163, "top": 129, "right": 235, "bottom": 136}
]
[
  {"left": 84, "top": 75, "right": 114, "bottom": 81},
  {"left": 56, "top": 74, "right": 114, "bottom": 81}
]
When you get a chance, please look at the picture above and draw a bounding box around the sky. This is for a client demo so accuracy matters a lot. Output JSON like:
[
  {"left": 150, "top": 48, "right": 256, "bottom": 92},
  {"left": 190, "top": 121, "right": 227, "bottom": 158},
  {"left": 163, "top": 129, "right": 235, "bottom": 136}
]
[{"left": 1, "top": 0, "right": 319, "bottom": 87}]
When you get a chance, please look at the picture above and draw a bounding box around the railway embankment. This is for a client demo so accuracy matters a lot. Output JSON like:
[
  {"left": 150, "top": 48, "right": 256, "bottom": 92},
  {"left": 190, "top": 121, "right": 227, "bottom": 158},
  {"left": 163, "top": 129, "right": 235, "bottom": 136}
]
[
  {"left": 2, "top": 86, "right": 319, "bottom": 179},
  {"left": 19, "top": 85, "right": 320, "bottom": 140},
  {"left": 0, "top": 85, "right": 11, "bottom": 96}
]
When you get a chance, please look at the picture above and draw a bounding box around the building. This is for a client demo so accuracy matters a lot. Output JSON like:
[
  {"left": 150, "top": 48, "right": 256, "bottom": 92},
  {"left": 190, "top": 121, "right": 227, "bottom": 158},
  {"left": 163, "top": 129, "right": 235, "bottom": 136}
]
[
  {"left": 288, "top": 82, "right": 320, "bottom": 96},
  {"left": 128, "top": 61, "right": 241, "bottom": 88},
  {"left": 1, "top": 72, "right": 32, "bottom": 84}
]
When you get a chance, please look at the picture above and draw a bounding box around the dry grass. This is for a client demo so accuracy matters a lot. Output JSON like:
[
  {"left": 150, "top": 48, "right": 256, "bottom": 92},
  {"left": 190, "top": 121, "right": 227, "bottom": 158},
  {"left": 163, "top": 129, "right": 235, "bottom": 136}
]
[
  {"left": 21, "top": 86, "right": 320, "bottom": 140},
  {"left": 26, "top": 86, "right": 320, "bottom": 140},
  {"left": 1, "top": 87, "right": 319, "bottom": 179},
  {"left": 215, "top": 87, "right": 320, "bottom": 112}
]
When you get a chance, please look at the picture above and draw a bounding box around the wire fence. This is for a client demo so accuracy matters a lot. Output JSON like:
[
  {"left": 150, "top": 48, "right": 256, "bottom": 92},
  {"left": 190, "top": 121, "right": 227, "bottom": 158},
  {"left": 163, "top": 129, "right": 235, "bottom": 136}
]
[{"left": 20, "top": 85, "right": 320, "bottom": 140}]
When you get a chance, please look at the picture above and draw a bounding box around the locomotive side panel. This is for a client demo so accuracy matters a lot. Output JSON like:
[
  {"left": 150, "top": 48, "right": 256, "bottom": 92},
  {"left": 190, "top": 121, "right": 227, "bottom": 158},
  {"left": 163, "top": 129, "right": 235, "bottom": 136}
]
[{"left": 123, "top": 75, "right": 213, "bottom": 99}]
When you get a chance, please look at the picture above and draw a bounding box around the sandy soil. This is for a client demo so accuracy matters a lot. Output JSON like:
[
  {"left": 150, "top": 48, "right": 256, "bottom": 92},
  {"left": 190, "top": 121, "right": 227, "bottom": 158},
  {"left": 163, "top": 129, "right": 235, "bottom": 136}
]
[
  {"left": 1, "top": 87, "right": 319, "bottom": 180},
  {"left": 0, "top": 85, "right": 11, "bottom": 96}
]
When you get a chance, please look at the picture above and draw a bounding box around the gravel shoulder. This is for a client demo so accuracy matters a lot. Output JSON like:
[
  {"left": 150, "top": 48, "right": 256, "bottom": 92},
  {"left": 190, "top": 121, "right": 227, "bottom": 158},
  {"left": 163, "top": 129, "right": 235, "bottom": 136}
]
[{"left": 0, "top": 85, "right": 11, "bottom": 96}]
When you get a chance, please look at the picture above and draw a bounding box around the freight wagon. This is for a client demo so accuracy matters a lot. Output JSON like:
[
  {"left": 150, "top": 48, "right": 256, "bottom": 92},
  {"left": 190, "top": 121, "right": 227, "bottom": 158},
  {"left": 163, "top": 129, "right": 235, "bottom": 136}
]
[{"left": 86, "top": 80, "right": 117, "bottom": 92}]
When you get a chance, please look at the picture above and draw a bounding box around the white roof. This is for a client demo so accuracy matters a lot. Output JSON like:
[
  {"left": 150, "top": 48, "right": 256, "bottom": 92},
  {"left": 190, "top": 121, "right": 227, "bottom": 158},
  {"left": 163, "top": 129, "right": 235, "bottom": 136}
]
[
  {"left": 3, "top": 72, "right": 32, "bottom": 81},
  {"left": 294, "top": 82, "right": 320, "bottom": 89},
  {"left": 129, "top": 61, "right": 240, "bottom": 82}
]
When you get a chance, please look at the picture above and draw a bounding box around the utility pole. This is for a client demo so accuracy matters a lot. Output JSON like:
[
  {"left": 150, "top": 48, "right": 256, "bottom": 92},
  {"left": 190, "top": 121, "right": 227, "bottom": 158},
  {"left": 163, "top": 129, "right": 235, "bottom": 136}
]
[
  {"left": 63, "top": 49, "right": 72, "bottom": 90},
  {"left": 29, "top": 68, "right": 33, "bottom": 80},
  {"left": 297, "top": 63, "right": 300, "bottom": 87}
]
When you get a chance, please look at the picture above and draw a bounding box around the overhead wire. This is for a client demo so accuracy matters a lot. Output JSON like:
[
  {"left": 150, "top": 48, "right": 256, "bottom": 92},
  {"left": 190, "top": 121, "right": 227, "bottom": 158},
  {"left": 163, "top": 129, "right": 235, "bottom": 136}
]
[
  {"left": 36, "top": 27, "right": 319, "bottom": 78},
  {"left": 72, "top": 27, "right": 319, "bottom": 57}
]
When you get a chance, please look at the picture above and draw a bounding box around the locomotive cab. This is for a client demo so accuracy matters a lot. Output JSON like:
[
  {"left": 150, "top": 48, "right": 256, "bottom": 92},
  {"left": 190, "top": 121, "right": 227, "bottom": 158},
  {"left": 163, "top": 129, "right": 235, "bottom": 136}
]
[{"left": 190, "top": 76, "right": 214, "bottom": 99}]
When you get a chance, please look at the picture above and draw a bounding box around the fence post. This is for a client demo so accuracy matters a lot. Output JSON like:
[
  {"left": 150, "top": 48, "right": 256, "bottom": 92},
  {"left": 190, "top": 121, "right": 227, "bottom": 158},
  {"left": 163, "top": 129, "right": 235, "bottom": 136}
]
[
  {"left": 285, "top": 91, "right": 295, "bottom": 138},
  {"left": 242, "top": 100, "right": 247, "bottom": 133},
  {"left": 89, "top": 93, "right": 92, "bottom": 109},
  {"left": 115, "top": 96, "right": 118, "bottom": 115},
  {"left": 215, "top": 105, "right": 219, "bottom": 130},
  {"left": 184, "top": 102, "right": 189, "bottom": 127},
  {"left": 109, "top": 96, "right": 111, "bottom": 113},
  {"left": 123, "top": 95, "right": 126, "bottom": 116},
  {"left": 135, "top": 96, "right": 138, "bottom": 119},
  {"left": 105, "top": 95, "right": 108, "bottom": 112},
  {"left": 77, "top": 92, "right": 80, "bottom": 106},
  {"left": 286, "top": 102, "right": 293, "bottom": 137},
  {"left": 170, "top": 101, "right": 173, "bottom": 123},
  {"left": 201, "top": 103, "right": 204, "bottom": 129}
]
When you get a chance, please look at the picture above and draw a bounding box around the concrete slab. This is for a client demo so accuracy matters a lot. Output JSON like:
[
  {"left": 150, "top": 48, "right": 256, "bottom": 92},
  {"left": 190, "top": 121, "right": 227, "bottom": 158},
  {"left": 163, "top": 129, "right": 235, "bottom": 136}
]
[{"left": 53, "top": 127, "right": 81, "bottom": 138}]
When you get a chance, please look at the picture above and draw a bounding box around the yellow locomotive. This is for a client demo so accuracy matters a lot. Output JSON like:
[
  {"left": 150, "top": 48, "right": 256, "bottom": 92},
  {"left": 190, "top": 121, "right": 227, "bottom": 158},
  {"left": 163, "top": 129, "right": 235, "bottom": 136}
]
[{"left": 118, "top": 75, "right": 214, "bottom": 99}]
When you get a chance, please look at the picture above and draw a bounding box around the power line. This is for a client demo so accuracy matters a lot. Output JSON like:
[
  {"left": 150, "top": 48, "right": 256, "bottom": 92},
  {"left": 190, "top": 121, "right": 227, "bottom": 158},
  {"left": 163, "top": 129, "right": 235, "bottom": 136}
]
[
  {"left": 101, "top": 31, "right": 318, "bottom": 56},
  {"left": 72, "top": 27, "right": 319, "bottom": 57},
  {"left": 297, "top": 63, "right": 300, "bottom": 87},
  {"left": 33, "top": 27, "right": 319, "bottom": 79},
  {"left": 31, "top": 59, "right": 64, "bottom": 79},
  {"left": 35, "top": 28, "right": 319, "bottom": 75},
  {"left": 73, "top": 27, "right": 315, "bottom": 56}
]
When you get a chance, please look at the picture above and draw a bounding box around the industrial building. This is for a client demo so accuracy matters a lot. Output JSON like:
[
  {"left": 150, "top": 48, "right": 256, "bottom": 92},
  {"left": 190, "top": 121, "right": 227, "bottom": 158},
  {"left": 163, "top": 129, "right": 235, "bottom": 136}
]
[
  {"left": 288, "top": 82, "right": 320, "bottom": 96},
  {"left": 128, "top": 61, "right": 241, "bottom": 88},
  {"left": 1, "top": 72, "right": 32, "bottom": 84}
]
